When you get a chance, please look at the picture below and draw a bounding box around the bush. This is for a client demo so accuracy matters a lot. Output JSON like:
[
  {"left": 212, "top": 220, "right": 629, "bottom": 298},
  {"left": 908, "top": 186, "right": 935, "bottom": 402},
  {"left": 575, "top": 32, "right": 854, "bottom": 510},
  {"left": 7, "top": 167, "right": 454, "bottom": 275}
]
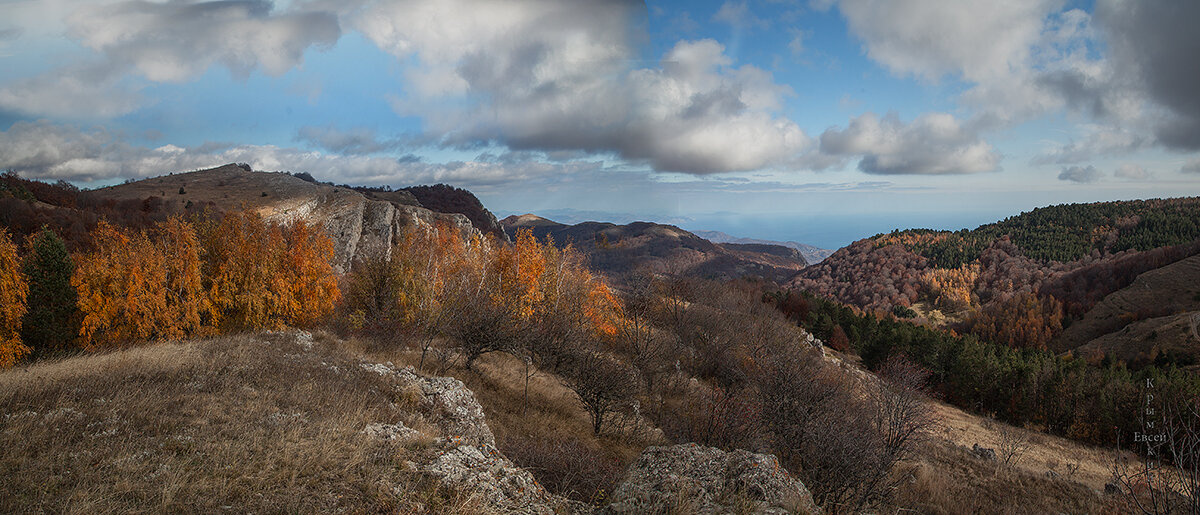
[{"left": 500, "top": 436, "right": 624, "bottom": 505}]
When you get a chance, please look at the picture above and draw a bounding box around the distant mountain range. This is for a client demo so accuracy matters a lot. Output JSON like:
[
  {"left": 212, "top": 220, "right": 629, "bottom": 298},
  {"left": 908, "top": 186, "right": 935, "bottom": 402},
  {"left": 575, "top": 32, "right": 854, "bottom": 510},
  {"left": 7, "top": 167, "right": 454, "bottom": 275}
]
[
  {"left": 500, "top": 214, "right": 809, "bottom": 286},
  {"left": 691, "top": 230, "right": 835, "bottom": 264}
]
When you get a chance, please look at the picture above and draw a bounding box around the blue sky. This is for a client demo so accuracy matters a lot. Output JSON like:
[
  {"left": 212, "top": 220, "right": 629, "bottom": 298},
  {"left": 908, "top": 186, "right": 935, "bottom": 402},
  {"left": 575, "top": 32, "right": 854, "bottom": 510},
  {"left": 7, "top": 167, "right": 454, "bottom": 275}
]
[{"left": 1, "top": 0, "right": 1199, "bottom": 248}]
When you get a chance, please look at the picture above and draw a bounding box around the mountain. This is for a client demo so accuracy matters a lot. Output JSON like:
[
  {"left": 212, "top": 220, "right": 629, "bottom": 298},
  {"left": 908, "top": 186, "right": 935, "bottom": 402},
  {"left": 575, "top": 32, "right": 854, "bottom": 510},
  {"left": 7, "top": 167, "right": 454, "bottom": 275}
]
[
  {"left": 692, "top": 229, "right": 834, "bottom": 263},
  {"left": 1058, "top": 254, "right": 1200, "bottom": 367},
  {"left": 500, "top": 214, "right": 808, "bottom": 285},
  {"left": 786, "top": 197, "right": 1200, "bottom": 367},
  {"left": 77, "top": 164, "right": 480, "bottom": 272},
  {"left": 400, "top": 184, "right": 508, "bottom": 241}
]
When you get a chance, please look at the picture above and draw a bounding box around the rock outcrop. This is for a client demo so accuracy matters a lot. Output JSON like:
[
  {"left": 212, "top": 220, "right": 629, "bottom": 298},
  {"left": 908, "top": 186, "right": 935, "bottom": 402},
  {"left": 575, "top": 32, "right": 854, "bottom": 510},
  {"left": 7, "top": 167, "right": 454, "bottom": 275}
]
[
  {"left": 603, "top": 443, "right": 820, "bottom": 514},
  {"left": 360, "top": 361, "right": 565, "bottom": 514}
]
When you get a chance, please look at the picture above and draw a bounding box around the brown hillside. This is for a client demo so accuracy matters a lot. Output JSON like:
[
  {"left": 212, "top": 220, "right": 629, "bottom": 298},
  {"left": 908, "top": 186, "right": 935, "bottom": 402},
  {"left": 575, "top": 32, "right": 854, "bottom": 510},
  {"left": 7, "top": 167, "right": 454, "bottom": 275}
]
[
  {"left": 500, "top": 217, "right": 807, "bottom": 285},
  {"left": 1055, "top": 254, "right": 1200, "bottom": 354}
]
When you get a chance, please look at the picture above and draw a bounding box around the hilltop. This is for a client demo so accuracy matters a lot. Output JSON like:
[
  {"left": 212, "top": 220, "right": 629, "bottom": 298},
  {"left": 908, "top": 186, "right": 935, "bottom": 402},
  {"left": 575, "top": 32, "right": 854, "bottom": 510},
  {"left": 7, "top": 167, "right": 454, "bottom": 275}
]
[
  {"left": 3, "top": 164, "right": 512, "bottom": 272},
  {"left": 500, "top": 214, "right": 808, "bottom": 285}
]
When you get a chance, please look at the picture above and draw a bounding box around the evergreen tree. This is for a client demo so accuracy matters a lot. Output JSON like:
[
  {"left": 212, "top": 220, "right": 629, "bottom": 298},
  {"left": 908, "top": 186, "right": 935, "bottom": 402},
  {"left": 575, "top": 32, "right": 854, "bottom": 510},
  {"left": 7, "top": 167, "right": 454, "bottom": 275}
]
[{"left": 21, "top": 227, "right": 78, "bottom": 354}]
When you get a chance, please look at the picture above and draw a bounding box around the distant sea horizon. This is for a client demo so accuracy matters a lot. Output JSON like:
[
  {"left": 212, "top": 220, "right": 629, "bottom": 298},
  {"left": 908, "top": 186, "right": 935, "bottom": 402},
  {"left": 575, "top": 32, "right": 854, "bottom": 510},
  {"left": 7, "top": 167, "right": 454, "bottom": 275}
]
[
  {"left": 678, "top": 211, "right": 1013, "bottom": 251},
  {"left": 517, "top": 208, "right": 1013, "bottom": 251}
]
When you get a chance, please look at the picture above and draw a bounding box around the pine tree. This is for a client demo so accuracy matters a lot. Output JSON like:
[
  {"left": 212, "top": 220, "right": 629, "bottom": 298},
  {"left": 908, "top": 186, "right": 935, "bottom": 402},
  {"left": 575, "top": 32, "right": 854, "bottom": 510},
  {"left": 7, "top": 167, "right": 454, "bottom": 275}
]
[{"left": 21, "top": 227, "right": 78, "bottom": 355}]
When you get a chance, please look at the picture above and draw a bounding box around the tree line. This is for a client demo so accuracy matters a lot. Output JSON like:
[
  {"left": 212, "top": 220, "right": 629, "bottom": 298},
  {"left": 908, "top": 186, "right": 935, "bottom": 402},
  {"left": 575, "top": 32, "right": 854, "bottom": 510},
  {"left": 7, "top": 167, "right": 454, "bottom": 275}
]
[{"left": 0, "top": 212, "right": 339, "bottom": 365}]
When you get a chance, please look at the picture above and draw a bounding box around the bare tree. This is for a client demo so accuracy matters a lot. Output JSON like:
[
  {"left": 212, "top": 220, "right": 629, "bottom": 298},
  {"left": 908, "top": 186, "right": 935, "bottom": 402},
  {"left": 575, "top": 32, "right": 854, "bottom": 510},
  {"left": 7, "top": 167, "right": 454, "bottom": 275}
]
[
  {"left": 559, "top": 349, "right": 639, "bottom": 435},
  {"left": 995, "top": 423, "right": 1032, "bottom": 468}
]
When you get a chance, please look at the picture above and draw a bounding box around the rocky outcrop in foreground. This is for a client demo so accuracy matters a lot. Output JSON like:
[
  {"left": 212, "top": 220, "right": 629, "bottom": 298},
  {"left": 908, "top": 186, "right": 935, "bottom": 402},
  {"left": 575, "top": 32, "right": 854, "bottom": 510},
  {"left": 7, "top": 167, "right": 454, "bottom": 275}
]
[
  {"left": 603, "top": 443, "right": 820, "bottom": 514},
  {"left": 360, "top": 360, "right": 566, "bottom": 514}
]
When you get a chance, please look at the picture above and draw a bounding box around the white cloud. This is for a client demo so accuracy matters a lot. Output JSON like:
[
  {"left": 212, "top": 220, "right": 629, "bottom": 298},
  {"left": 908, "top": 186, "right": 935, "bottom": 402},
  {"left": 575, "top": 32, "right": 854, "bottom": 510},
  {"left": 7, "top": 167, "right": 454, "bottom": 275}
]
[
  {"left": 1032, "top": 125, "right": 1147, "bottom": 165},
  {"left": 294, "top": 125, "right": 407, "bottom": 155},
  {"left": 354, "top": 0, "right": 808, "bottom": 174},
  {"left": 0, "top": 120, "right": 596, "bottom": 187},
  {"left": 1058, "top": 164, "right": 1103, "bottom": 183},
  {"left": 0, "top": 63, "right": 145, "bottom": 118},
  {"left": 818, "top": 112, "right": 1000, "bottom": 174},
  {"left": 713, "top": 2, "right": 770, "bottom": 29},
  {"left": 67, "top": 0, "right": 340, "bottom": 83}
]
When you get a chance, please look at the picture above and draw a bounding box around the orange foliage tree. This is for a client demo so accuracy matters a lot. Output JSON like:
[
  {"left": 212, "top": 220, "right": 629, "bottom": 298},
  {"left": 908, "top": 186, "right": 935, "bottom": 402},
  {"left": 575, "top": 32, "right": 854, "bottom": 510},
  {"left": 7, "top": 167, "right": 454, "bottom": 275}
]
[
  {"left": 199, "top": 212, "right": 340, "bottom": 331},
  {"left": 966, "top": 291, "right": 1063, "bottom": 350},
  {"left": 74, "top": 217, "right": 210, "bottom": 349},
  {"left": 73, "top": 212, "right": 340, "bottom": 349},
  {"left": 920, "top": 263, "right": 980, "bottom": 312},
  {"left": 0, "top": 228, "right": 29, "bottom": 367},
  {"left": 278, "top": 220, "right": 340, "bottom": 327}
]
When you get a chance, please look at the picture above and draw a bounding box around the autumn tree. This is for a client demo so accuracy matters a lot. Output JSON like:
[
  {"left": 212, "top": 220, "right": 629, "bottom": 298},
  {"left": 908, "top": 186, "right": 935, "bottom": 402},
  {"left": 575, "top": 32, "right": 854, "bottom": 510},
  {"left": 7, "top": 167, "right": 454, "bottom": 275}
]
[
  {"left": 199, "top": 212, "right": 339, "bottom": 332},
  {"left": 278, "top": 220, "right": 339, "bottom": 327},
  {"left": 21, "top": 227, "right": 78, "bottom": 354},
  {"left": 73, "top": 217, "right": 210, "bottom": 349},
  {"left": 0, "top": 228, "right": 29, "bottom": 367}
]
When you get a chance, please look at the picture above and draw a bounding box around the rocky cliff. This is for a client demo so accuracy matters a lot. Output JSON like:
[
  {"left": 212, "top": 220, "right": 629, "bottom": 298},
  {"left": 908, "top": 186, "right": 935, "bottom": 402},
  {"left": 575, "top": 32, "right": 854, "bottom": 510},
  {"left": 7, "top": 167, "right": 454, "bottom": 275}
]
[{"left": 83, "top": 164, "right": 477, "bottom": 272}]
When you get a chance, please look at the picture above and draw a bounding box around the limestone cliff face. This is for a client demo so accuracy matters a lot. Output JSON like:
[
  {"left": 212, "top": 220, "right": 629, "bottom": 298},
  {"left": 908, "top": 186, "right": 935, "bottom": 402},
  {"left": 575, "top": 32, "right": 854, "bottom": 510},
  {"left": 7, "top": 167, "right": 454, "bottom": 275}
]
[
  {"left": 263, "top": 189, "right": 475, "bottom": 273},
  {"left": 86, "top": 164, "right": 478, "bottom": 273}
]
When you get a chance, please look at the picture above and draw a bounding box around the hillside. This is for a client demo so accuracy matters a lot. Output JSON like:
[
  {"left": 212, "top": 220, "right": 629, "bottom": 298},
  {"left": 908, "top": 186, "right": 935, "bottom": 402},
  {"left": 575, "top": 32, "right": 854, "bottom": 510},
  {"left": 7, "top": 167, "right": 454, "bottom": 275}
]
[
  {"left": 0, "top": 329, "right": 1125, "bottom": 514},
  {"left": 789, "top": 198, "right": 1200, "bottom": 362},
  {"left": 692, "top": 229, "right": 834, "bottom": 263},
  {"left": 1057, "top": 254, "right": 1200, "bottom": 364},
  {"left": 500, "top": 214, "right": 808, "bottom": 285},
  {"left": 79, "top": 164, "right": 478, "bottom": 271}
]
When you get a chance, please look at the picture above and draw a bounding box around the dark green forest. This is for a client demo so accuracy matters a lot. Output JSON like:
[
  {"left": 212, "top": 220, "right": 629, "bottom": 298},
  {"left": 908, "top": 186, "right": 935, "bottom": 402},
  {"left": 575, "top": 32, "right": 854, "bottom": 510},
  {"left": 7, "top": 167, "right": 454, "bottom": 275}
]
[{"left": 874, "top": 197, "right": 1200, "bottom": 267}]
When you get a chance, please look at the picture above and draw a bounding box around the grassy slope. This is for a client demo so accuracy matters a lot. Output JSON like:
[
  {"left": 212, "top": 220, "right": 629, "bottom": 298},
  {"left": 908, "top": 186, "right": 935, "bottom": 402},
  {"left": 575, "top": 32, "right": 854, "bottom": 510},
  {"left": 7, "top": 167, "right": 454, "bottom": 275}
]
[
  {"left": 0, "top": 332, "right": 480, "bottom": 514},
  {"left": 1, "top": 331, "right": 1131, "bottom": 514}
]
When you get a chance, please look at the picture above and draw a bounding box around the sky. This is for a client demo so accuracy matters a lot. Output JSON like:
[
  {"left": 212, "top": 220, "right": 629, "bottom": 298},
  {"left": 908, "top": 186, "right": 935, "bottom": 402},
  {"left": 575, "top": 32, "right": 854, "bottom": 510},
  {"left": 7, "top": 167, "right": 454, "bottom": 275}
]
[{"left": 1, "top": 0, "right": 1199, "bottom": 248}]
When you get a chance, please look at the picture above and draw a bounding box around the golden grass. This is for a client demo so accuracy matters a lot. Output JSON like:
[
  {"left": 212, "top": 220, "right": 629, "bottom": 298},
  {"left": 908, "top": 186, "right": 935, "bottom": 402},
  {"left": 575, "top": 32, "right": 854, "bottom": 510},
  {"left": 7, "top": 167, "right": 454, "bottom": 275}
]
[{"left": 0, "top": 331, "right": 480, "bottom": 514}]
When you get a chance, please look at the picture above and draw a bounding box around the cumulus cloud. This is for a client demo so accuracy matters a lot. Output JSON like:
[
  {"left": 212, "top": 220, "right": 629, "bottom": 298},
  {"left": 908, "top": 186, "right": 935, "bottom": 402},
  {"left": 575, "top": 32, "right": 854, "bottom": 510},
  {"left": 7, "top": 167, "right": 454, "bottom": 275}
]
[
  {"left": 835, "top": 0, "right": 1056, "bottom": 84},
  {"left": 1031, "top": 125, "right": 1148, "bottom": 165},
  {"left": 1114, "top": 164, "right": 1151, "bottom": 180},
  {"left": 355, "top": 0, "right": 808, "bottom": 174},
  {"left": 0, "top": 120, "right": 596, "bottom": 187},
  {"left": 1057, "top": 164, "right": 1103, "bottom": 183},
  {"left": 0, "top": 1, "right": 341, "bottom": 118},
  {"left": 67, "top": 0, "right": 340, "bottom": 82},
  {"left": 818, "top": 112, "right": 1000, "bottom": 174}
]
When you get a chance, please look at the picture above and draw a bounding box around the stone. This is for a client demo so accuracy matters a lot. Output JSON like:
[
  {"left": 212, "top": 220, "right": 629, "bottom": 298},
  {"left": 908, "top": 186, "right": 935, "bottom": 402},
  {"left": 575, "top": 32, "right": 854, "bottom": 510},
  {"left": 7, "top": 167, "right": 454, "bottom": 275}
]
[
  {"left": 603, "top": 443, "right": 820, "bottom": 514},
  {"left": 972, "top": 443, "right": 997, "bottom": 461}
]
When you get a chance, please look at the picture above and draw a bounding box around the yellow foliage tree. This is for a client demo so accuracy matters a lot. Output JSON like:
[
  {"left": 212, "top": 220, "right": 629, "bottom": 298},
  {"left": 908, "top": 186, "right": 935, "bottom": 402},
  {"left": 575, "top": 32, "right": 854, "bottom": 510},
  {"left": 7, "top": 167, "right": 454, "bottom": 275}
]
[
  {"left": 0, "top": 228, "right": 29, "bottom": 367},
  {"left": 921, "top": 263, "right": 980, "bottom": 312}
]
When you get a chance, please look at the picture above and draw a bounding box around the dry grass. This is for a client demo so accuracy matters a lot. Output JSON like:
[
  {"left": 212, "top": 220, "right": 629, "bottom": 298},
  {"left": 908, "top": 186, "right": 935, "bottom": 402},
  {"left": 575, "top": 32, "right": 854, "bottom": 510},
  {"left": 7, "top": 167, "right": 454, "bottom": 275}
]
[
  {"left": 888, "top": 439, "right": 1121, "bottom": 514},
  {"left": 929, "top": 400, "right": 1116, "bottom": 491},
  {"left": 0, "top": 331, "right": 480, "bottom": 514},
  {"left": 881, "top": 397, "right": 1147, "bottom": 513},
  {"left": 364, "top": 342, "right": 665, "bottom": 506}
]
